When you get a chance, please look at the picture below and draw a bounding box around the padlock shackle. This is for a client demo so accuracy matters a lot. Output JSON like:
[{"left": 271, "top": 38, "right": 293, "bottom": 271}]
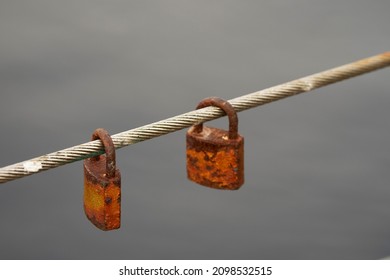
[
  {"left": 193, "top": 97, "right": 238, "bottom": 140},
  {"left": 91, "top": 128, "right": 116, "bottom": 178}
]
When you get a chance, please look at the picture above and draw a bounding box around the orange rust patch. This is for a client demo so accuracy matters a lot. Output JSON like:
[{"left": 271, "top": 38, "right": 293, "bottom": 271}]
[
  {"left": 84, "top": 157, "right": 121, "bottom": 231},
  {"left": 186, "top": 126, "right": 244, "bottom": 190}
]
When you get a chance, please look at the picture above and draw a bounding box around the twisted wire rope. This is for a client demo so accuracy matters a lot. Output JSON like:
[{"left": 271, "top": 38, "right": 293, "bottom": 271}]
[{"left": 1, "top": 52, "right": 390, "bottom": 184}]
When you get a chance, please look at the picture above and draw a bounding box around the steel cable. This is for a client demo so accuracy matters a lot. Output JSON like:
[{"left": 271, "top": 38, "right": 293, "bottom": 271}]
[{"left": 1, "top": 52, "right": 389, "bottom": 184}]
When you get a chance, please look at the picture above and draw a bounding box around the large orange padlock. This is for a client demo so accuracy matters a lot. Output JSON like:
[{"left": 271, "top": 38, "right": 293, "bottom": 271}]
[
  {"left": 186, "top": 97, "right": 244, "bottom": 190},
  {"left": 83, "top": 128, "right": 121, "bottom": 231}
]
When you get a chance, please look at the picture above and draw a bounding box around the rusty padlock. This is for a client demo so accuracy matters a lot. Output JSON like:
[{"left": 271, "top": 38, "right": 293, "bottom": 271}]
[
  {"left": 186, "top": 97, "right": 244, "bottom": 190},
  {"left": 83, "top": 128, "right": 121, "bottom": 231}
]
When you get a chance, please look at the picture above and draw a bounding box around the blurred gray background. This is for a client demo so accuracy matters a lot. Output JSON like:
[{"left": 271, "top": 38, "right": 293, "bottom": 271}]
[{"left": 0, "top": 0, "right": 389, "bottom": 259}]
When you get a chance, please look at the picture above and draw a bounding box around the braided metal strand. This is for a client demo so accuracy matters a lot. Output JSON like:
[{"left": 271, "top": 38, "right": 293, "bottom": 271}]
[{"left": 1, "top": 52, "right": 390, "bottom": 184}]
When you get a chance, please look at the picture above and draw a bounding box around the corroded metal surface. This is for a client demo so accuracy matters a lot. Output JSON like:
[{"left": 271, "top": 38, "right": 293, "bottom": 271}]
[
  {"left": 83, "top": 128, "right": 121, "bottom": 231},
  {"left": 186, "top": 97, "right": 244, "bottom": 190}
]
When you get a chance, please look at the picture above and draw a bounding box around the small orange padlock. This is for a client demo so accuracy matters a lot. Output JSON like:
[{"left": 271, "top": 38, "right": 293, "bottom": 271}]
[
  {"left": 186, "top": 97, "right": 244, "bottom": 190},
  {"left": 83, "top": 128, "right": 121, "bottom": 231}
]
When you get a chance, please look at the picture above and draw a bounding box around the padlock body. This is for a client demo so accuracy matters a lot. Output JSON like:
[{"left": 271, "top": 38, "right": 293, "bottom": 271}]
[
  {"left": 186, "top": 126, "right": 244, "bottom": 190},
  {"left": 83, "top": 155, "right": 121, "bottom": 231}
]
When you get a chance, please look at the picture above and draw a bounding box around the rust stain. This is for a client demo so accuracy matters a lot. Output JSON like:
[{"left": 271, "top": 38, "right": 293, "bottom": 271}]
[
  {"left": 83, "top": 128, "right": 121, "bottom": 231},
  {"left": 84, "top": 156, "right": 121, "bottom": 231},
  {"left": 186, "top": 97, "right": 244, "bottom": 190},
  {"left": 187, "top": 126, "right": 244, "bottom": 190},
  {"left": 353, "top": 51, "right": 390, "bottom": 68}
]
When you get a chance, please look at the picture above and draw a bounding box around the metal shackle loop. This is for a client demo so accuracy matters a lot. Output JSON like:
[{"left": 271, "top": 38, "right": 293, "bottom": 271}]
[
  {"left": 91, "top": 128, "right": 116, "bottom": 179},
  {"left": 193, "top": 97, "right": 238, "bottom": 140}
]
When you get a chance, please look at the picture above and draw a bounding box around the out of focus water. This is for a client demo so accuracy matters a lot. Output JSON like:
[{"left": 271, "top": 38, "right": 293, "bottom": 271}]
[{"left": 0, "top": 1, "right": 389, "bottom": 259}]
